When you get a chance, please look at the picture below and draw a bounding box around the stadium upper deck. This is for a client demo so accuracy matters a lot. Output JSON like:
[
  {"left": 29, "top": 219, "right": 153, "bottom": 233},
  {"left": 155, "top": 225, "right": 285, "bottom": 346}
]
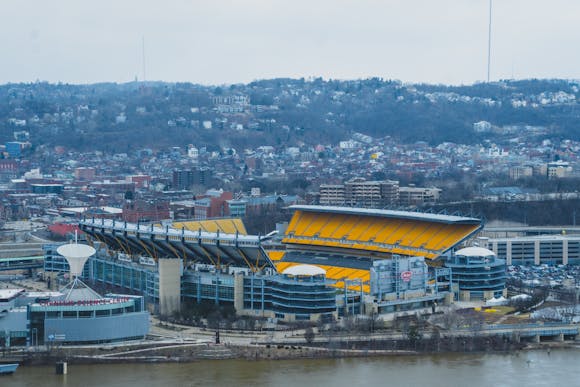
[
  {"left": 79, "top": 218, "right": 273, "bottom": 272},
  {"left": 172, "top": 218, "right": 247, "bottom": 235},
  {"left": 273, "top": 251, "right": 373, "bottom": 293},
  {"left": 282, "top": 205, "right": 483, "bottom": 260}
]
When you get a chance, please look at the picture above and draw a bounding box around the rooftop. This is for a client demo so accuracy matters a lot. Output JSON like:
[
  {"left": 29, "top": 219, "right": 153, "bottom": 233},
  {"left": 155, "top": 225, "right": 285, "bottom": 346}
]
[
  {"left": 455, "top": 246, "right": 496, "bottom": 257},
  {"left": 0, "top": 288, "right": 25, "bottom": 301},
  {"left": 283, "top": 264, "right": 326, "bottom": 277},
  {"left": 289, "top": 205, "right": 481, "bottom": 225}
]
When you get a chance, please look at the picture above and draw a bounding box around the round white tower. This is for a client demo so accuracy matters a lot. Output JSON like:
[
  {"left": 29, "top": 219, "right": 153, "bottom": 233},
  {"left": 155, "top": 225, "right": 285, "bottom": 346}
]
[{"left": 56, "top": 243, "right": 96, "bottom": 278}]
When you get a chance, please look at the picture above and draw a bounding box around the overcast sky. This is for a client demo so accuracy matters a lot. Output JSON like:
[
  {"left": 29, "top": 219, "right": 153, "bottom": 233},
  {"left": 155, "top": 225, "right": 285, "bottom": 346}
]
[{"left": 1, "top": 0, "right": 579, "bottom": 86}]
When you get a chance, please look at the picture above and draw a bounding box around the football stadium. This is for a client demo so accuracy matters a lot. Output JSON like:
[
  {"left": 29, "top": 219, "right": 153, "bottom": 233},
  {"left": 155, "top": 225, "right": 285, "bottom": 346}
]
[{"left": 62, "top": 205, "right": 490, "bottom": 322}]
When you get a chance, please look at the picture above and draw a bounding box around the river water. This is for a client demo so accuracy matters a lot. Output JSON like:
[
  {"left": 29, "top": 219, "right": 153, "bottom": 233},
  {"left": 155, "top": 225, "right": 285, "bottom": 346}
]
[{"left": 5, "top": 348, "right": 579, "bottom": 387}]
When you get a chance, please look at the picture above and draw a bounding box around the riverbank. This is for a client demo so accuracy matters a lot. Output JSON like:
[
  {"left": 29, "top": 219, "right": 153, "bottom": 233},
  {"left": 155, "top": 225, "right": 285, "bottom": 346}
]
[
  {"left": 2, "top": 337, "right": 578, "bottom": 366},
  {"left": 3, "top": 342, "right": 416, "bottom": 365},
  {"left": 3, "top": 314, "right": 578, "bottom": 365}
]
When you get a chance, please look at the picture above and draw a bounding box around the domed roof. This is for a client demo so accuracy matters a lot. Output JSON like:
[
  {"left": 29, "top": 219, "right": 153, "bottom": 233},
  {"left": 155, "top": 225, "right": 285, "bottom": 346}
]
[
  {"left": 454, "top": 246, "right": 495, "bottom": 258},
  {"left": 282, "top": 264, "right": 326, "bottom": 277}
]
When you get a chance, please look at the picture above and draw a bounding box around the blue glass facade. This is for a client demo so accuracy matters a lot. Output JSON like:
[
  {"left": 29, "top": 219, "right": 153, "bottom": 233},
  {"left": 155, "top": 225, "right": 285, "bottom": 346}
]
[
  {"left": 83, "top": 254, "right": 337, "bottom": 321},
  {"left": 28, "top": 295, "right": 149, "bottom": 344},
  {"left": 243, "top": 274, "right": 336, "bottom": 320},
  {"left": 181, "top": 271, "right": 235, "bottom": 304},
  {"left": 446, "top": 248, "right": 506, "bottom": 300},
  {"left": 89, "top": 256, "right": 159, "bottom": 304}
]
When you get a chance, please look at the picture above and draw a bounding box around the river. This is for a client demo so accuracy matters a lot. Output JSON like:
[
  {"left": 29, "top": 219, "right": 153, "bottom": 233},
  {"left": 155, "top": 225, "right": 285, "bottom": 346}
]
[{"left": 5, "top": 348, "right": 579, "bottom": 387}]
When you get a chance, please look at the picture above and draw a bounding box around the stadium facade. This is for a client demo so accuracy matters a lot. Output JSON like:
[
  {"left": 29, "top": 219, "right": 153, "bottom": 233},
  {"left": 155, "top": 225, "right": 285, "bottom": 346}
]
[
  {"left": 445, "top": 247, "right": 507, "bottom": 301},
  {"left": 64, "top": 206, "right": 495, "bottom": 321}
]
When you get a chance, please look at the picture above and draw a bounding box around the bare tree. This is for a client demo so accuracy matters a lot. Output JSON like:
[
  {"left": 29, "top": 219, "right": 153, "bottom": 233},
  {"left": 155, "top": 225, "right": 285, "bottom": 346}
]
[{"left": 304, "top": 327, "right": 315, "bottom": 344}]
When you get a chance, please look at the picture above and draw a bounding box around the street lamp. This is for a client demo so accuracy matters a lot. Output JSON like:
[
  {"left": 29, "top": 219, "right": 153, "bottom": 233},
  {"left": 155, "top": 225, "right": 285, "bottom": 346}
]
[{"left": 31, "top": 328, "right": 37, "bottom": 349}]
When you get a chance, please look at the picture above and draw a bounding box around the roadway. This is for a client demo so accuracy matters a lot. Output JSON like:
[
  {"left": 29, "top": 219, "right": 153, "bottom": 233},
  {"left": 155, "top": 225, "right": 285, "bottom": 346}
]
[
  {"left": 147, "top": 315, "right": 579, "bottom": 346},
  {"left": 0, "top": 256, "right": 44, "bottom": 271}
]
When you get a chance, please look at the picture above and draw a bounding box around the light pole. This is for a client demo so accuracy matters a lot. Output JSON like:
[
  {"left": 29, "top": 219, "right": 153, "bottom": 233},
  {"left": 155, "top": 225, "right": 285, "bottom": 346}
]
[{"left": 31, "top": 328, "right": 37, "bottom": 349}]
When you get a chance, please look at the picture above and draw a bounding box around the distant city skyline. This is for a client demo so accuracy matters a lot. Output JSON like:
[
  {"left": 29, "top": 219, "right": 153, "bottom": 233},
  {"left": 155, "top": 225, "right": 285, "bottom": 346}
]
[{"left": 2, "top": 0, "right": 580, "bottom": 86}]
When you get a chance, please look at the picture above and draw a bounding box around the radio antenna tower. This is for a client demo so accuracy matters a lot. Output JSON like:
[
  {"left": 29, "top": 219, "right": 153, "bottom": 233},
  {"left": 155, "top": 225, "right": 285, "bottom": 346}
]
[
  {"left": 142, "top": 36, "right": 147, "bottom": 82},
  {"left": 487, "top": 0, "right": 493, "bottom": 82}
]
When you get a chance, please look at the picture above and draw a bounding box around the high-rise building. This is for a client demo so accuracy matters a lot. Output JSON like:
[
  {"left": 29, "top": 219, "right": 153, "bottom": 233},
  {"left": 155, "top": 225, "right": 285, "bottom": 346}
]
[
  {"left": 319, "top": 184, "right": 346, "bottom": 205},
  {"left": 508, "top": 165, "right": 533, "bottom": 180},
  {"left": 344, "top": 178, "right": 399, "bottom": 208},
  {"left": 547, "top": 161, "right": 572, "bottom": 179},
  {"left": 172, "top": 167, "right": 212, "bottom": 190},
  {"left": 398, "top": 186, "right": 441, "bottom": 206},
  {"left": 319, "top": 179, "right": 442, "bottom": 208}
]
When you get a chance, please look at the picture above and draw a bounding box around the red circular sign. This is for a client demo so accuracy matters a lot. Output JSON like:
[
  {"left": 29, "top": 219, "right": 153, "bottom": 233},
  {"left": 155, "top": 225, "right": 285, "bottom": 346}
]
[{"left": 400, "top": 271, "right": 412, "bottom": 282}]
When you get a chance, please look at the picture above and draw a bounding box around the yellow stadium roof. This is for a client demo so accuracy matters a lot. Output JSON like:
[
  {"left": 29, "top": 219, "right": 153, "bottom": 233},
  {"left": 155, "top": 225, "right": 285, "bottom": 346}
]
[
  {"left": 275, "top": 261, "right": 370, "bottom": 293},
  {"left": 282, "top": 205, "right": 482, "bottom": 260},
  {"left": 289, "top": 205, "right": 481, "bottom": 224},
  {"left": 267, "top": 250, "right": 286, "bottom": 261},
  {"left": 172, "top": 218, "right": 248, "bottom": 235}
]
